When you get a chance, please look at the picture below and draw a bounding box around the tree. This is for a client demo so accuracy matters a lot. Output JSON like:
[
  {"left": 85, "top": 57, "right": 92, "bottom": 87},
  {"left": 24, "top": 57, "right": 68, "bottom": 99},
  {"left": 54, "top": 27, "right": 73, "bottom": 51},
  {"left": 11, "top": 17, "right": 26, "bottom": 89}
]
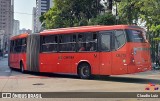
[
  {"left": 40, "top": 0, "right": 104, "bottom": 29},
  {"left": 118, "top": 0, "right": 141, "bottom": 25},
  {"left": 118, "top": 0, "right": 160, "bottom": 29},
  {"left": 89, "top": 13, "right": 115, "bottom": 25}
]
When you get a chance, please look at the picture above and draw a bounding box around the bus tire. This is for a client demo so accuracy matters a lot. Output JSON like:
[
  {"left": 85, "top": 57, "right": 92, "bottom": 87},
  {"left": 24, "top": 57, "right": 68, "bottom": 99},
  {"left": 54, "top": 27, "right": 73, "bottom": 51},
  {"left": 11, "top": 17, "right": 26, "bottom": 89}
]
[
  {"left": 9, "top": 66, "right": 13, "bottom": 71},
  {"left": 78, "top": 63, "right": 91, "bottom": 79},
  {"left": 20, "top": 62, "right": 25, "bottom": 73}
]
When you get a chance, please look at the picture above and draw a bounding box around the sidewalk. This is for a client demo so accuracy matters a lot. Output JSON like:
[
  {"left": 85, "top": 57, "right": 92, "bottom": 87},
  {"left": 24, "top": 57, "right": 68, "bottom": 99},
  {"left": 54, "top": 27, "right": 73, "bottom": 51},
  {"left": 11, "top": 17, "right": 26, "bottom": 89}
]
[{"left": 0, "top": 56, "right": 2, "bottom": 60}]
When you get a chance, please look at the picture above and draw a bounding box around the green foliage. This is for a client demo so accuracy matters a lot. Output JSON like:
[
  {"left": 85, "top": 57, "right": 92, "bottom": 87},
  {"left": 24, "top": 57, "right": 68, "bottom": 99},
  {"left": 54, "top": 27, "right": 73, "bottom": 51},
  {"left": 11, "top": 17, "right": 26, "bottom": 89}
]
[
  {"left": 79, "top": 19, "right": 88, "bottom": 26},
  {"left": 118, "top": 0, "right": 160, "bottom": 31},
  {"left": 153, "top": 37, "right": 160, "bottom": 41},
  {"left": 89, "top": 12, "right": 127, "bottom": 25},
  {"left": 150, "top": 25, "right": 160, "bottom": 32},
  {"left": 89, "top": 13, "right": 115, "bottom": 25},
  {"left": 40, "top": 0, "right": 104, "bottom": 29},
  {"left": 118, "top": 0, "right": 141, "bottom": 25}
]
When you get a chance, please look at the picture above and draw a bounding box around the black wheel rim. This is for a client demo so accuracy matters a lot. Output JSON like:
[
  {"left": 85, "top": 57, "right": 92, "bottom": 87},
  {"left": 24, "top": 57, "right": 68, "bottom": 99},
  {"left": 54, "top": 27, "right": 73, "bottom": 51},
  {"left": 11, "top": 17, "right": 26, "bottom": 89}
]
[{"left": 81, "top": 65, "right": 90, "bottom": 77}]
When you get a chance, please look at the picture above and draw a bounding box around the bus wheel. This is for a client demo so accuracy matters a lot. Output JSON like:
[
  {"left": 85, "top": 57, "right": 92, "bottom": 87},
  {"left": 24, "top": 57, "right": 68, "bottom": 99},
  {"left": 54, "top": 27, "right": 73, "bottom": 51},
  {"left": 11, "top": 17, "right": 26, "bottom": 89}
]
[
  {"left": 9, "top": 67, "right": 13, "bottom": 71},
  {"left": 78, "top": 63, "right": 91, "bottom": 79},
  {"left": 20, "top": 62, "right": 24, "bottom": 73}
]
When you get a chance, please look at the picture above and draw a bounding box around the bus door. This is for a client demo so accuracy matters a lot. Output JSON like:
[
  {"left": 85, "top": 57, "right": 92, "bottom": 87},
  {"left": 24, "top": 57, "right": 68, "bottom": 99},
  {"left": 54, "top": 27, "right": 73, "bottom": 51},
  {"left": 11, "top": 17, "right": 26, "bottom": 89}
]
[
  {"left": 111, "top": 30, "right": 127, "bottom": 75},
  {"left": 99, "top": 31, "right": 112, "bottom": 75}
]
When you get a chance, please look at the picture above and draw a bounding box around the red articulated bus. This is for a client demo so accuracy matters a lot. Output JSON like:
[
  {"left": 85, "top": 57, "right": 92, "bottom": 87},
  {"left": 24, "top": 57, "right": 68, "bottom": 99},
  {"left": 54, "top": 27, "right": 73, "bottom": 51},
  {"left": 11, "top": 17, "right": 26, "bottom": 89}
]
[{"left": 9, "top": 25, "right": 152, "bottom": 79}]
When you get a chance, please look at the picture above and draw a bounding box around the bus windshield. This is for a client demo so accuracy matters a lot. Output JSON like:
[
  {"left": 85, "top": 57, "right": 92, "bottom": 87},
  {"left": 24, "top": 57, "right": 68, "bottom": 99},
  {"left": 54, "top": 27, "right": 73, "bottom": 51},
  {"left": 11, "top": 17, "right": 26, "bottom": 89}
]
[{"left": 126, "top": 30, "right": 145, "bottom": 43}]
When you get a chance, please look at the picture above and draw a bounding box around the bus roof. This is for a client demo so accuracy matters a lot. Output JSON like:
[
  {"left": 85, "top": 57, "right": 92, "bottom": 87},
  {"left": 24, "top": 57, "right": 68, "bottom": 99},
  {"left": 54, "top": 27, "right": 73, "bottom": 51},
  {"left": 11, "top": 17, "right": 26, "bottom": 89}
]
[
  {"left": 10, "top": 33, "right": 28, "bottom": 40},
  {"left": 40, "top": 25, "right": 144, "bottom": 35}
]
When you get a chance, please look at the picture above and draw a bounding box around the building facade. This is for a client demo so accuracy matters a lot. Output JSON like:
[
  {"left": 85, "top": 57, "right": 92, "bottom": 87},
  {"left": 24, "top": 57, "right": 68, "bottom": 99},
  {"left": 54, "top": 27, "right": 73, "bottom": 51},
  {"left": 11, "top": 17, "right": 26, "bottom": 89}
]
[
  {"left": 33, "top": 0, "right": 53, "bottom": 33},
  {"left": 0, "top": 0, "right": 14, "bottom": 51},
  {"left": 13, "top": 19, "right": 20, "bottom": 36},
  {"left": 0, "top": 30, "right": 5, "bottom": 54},
  {"left": 19, "top": 28, "right": 32, "bottom": 34}
]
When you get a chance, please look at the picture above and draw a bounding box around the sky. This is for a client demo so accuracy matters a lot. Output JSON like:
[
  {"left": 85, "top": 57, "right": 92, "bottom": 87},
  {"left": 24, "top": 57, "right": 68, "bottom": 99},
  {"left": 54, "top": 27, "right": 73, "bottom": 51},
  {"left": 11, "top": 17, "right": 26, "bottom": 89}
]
[{"left": 14, "top": 0, "right": 36, "bottom": 30}]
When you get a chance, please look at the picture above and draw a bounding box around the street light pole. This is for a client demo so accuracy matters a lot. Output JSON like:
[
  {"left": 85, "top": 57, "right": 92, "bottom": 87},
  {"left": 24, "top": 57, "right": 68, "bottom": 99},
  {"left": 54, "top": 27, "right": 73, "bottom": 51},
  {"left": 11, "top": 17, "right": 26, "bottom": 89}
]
[
  {"left": 115, "top": 1, "right": 118, "bottom": 24},
  {"left": 114, "top": 0, "right": 121, "bottom": 25}
]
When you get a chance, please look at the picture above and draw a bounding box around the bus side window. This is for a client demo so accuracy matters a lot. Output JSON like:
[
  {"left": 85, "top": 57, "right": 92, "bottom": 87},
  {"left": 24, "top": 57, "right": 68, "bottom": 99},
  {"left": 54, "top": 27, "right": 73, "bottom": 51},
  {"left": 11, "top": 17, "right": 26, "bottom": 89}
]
[
  {"left": 99, "top": 32, "right": 111, "bottom": 51},
  {"left": 59, "top": 34, "right": 76, "bottom": 52},
  {"left": 14, "top": 39, "right": 22, "bottom": 53},
  {"left": 12, "top": 40, "right": 15, "bottom": 53},
  {"left": 114, "top": 30, "right": 126, "bottom": 50},
  {"left": 78, "top": 33, "right": 97, "bottom": 52},
  {"left": 41, "top": 35, "right": 58, "bottom": 52},
  {"left": 21, "top": 38, "right": 27, "bottom": 52},
  {"left": 10, "top": 41, "right": 14, "bottom": 53}
]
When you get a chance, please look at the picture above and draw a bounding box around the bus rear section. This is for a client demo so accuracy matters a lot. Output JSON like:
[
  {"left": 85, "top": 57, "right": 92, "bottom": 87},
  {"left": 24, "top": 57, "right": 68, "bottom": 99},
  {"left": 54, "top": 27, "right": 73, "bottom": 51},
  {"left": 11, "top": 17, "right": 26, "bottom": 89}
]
[
  {"left": 126, "top": 29, "right": 152, "bottom": 73},
  {"left": 9, "top": 34, "right": 28, "bottom": 72}
]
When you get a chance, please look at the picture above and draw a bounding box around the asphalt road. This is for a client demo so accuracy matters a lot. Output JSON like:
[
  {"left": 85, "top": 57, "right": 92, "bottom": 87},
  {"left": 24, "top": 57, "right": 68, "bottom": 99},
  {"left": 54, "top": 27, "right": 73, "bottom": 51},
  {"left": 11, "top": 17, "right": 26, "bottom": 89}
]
[{"left": 0, "top": 57, "right": 160, "bottom": 101}]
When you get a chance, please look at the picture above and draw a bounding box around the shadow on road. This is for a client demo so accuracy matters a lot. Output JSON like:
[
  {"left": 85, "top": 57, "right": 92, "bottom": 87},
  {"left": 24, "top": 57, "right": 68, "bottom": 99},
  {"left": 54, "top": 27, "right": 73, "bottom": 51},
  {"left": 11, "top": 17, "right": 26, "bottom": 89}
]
[
  {"left": 11, "top": 69, "right": 160, "bottom": 85},
  {"left": 1, "top": 67, "right": 159, "bottom": 85},
  {"left": 93, "top": 76, "right": 160, "bottom": 84}
]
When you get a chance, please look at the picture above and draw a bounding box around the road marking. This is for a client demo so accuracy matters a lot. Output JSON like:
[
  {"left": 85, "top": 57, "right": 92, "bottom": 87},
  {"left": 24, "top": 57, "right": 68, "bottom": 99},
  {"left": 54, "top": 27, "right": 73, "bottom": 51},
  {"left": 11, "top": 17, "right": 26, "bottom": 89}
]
[{"left": 5, "top": 70, "right": 11, "bottom": 72}]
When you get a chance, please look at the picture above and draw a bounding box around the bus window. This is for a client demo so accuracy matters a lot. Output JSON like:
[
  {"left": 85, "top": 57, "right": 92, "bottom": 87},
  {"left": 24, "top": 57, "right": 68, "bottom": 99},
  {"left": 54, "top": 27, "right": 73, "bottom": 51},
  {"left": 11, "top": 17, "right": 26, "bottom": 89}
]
[
  {"left": 21, "top": 38, "right": 27, "bottom": 52},
  {"left": 12, "top": 40, "right": 16, "bottom": 53},
  {"left": 78, "top": 33, "right": 85, "bottom": 51},
  {"left": 41, "top": 35, "right": 58, "bottom": 52},
  {"left": 59, "top": 34, "right": 76, "bottom": 52},
  {"left": 126, "top": 30, "right": 145, "bottom": 43},
  {"left": 99, "top": 31, "right": 112, "bottom": 51},
  {"left": 10, "top": 40, "right": 14, "bottom": 53},
  {"left": 14, "top": 39, "right": 22, "bottom": 53},
  {"left": 78, "top": 33, "right": 97, "bottom": 52},
  {"left": 101, "top": 34, "right": 110, "bottom": 51},
  {"left": 114, "top": 30, "right": 126, "bottom": 50}
]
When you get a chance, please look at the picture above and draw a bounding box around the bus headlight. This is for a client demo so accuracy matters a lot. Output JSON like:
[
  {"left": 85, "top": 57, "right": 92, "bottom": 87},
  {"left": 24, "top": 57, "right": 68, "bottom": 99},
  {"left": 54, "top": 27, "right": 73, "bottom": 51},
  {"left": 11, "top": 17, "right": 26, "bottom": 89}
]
[{"left": 123, "top": 59, "right": 126, "bottom": 63}]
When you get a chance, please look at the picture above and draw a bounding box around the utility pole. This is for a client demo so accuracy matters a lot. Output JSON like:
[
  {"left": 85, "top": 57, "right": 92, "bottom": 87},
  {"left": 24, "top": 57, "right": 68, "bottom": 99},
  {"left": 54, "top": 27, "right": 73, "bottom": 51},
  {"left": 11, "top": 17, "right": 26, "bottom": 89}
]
[
  {"left": 108, "top": 0, "right": 113, "bottom": 12},
  {"left": 115, "top": 1, "right": 118, "bottom": 24},
  {"left": 114, "top": 0, "right": 121, "bottom": 24}
]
